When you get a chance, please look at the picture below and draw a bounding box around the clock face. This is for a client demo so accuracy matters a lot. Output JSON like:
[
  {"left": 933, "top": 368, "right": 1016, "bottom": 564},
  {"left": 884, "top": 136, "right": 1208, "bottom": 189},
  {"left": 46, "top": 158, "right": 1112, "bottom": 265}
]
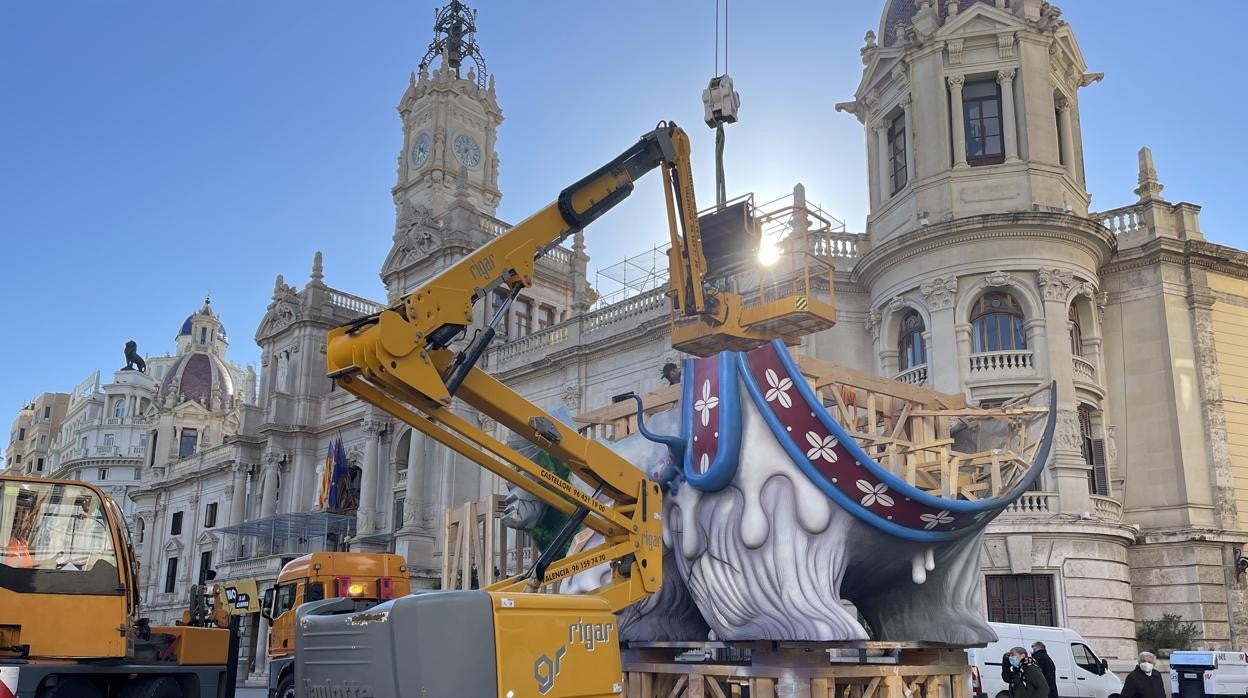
[
  {"left": 453, "top": 134, "right": 482, "bottom": 168},
  {"left": 410, "top": 132, "right": 431, "bottom": 168}
]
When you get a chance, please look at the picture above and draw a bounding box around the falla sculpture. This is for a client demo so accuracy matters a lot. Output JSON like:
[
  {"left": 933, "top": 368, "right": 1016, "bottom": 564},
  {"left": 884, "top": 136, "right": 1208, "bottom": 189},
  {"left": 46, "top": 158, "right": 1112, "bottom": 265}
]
[{"left": 509, "top": 340, "right": 1057, "bottom": 645}]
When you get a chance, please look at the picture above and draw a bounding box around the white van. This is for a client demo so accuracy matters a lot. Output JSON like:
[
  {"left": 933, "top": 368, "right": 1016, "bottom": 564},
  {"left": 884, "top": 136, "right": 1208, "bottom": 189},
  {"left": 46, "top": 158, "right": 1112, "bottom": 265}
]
[{"left": 967, "top": 622, "right": 1124, "bottom": 698}]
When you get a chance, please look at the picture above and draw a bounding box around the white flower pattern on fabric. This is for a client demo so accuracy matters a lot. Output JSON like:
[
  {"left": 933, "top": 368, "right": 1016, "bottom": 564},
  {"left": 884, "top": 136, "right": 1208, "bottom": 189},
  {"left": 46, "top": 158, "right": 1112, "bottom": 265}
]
[
  {"left": 694, "top": 380, "right": 719, "bottom": 427},
  {"left": 857, "top": 480, "right": 894, "bottom": 507},
  {"left": 764, "top": 368, "right": 793, "bottom": 409},
  {"left": 921, "top": 510, "right": 955, "bottom": 530},
  {"left": 805, "top": 432, "right": 839, "bottom": 462}
]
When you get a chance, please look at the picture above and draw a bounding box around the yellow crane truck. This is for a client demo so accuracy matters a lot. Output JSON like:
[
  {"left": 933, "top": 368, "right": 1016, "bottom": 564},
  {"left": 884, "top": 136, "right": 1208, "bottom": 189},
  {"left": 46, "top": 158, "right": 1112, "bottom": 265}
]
[
  {"left": 294, "top": 122, "right": 837, "bottom": 696},
  {"left": 260, "top": 552, "right": 409, "bottom": 698},
  {"left": 0, "top": 475, "right": 234, "bottom": 698}
]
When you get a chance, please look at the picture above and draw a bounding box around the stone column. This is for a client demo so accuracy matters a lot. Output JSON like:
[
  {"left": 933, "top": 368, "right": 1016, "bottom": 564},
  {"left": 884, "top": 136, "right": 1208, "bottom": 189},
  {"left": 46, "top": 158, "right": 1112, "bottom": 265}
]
[
  {"left": 901, "top": 95, "right": 916, "bottom": 183},
  {"left": 248, "top": 612, "right": 271, "bottom": 684},
  {"left": 403, "top": 431, "right": 423, "bottom": 525},
  {"left": 1057, "top": 98, "right": 1075, "bottom": 177},
  {"left": 876, "top": 123, "right": 893, "bottom": 198},
  {"left": 997, "top": 69, "right": 1020, "bottom": 162},
  {"left": 948, "top": 75, "right": 968, "bottom": 168},
  {"left": 920, "top": 276, "right": 960, "bottom": 394},
  {"left": 140, "top": 509, "right": 159, "bottom": 598},
  {"left": 954, "top": 324, "right": 973, "bottom": 390},
  {"left": 259, "top": 457, "right": 279, "bottom": 518},
  {"left": 229, "top": 465, "right": 248, "bottom": 526},
  {"left": 1037, "top": 268, "right": 1088, "bottom": 513},
  {"left": 355, "top": 415, "right": 385, "bottom": 539}
]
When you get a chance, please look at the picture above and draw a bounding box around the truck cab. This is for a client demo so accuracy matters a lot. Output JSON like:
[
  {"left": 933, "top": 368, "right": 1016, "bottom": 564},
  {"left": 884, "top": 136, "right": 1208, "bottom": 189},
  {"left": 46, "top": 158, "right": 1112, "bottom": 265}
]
[{"left": 261, "top": 552, "right": 409, "bottom": 698}]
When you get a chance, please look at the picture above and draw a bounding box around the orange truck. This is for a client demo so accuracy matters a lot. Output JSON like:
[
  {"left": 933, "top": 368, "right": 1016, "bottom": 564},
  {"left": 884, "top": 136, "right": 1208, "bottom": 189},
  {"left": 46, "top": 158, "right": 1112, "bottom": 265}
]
[{"left": 260, "top": 551, "right": 409, "bottom": 698}]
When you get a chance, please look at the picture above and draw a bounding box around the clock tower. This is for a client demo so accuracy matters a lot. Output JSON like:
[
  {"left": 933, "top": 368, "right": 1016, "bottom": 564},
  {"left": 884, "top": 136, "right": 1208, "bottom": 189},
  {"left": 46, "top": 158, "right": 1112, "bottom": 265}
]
[{"left": 383, "top": 0, "right": 504, "bottom": 297}]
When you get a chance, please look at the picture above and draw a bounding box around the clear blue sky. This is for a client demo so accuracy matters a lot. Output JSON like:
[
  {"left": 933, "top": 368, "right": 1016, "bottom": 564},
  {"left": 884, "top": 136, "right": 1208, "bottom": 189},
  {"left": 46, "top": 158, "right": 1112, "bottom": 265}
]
[{"left": 1, "top": 1, "right": 1243, "bottom": 426}]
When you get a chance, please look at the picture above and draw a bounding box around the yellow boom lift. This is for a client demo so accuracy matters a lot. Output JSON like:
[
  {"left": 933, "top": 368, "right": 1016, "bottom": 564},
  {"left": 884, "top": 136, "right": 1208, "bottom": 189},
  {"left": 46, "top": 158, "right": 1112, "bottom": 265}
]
[{"left": 297, "top": 122, "right": 835, "bottom": 697}]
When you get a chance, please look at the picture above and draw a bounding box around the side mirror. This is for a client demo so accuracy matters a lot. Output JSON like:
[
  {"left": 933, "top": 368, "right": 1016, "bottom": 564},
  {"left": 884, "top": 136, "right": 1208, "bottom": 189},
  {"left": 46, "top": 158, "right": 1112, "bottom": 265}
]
[
  {"left": 261, "top": 587, "right": 275, "bottom": 621},
  {"left": 1101, "top": 659, "right": 1108, "bottom": 675}
]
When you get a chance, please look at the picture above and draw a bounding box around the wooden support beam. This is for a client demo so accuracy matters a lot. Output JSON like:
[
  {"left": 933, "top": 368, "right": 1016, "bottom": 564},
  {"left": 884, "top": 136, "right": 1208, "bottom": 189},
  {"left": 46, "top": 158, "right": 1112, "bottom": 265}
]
[{"left": 796, "top": 355, "right": 967, "bottom": 409}]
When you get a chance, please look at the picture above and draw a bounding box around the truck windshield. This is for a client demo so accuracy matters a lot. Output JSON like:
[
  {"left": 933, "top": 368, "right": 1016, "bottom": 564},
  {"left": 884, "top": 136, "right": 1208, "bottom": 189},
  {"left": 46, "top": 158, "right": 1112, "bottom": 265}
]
[{"left": 0, "top": 480, "right": 122, "bottom": 595}]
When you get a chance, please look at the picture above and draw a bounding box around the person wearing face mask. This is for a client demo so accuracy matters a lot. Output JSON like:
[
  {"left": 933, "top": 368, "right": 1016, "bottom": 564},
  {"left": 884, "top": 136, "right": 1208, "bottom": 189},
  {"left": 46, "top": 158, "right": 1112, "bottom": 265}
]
[
  {"left": 1121, "top": 652, "right": 1167, "bottom": 698},
  {"left": 1030, "top": 642, "right": 1059, "bottom": 698},
  {"left": 1007, "top": 647, "right": 1050, "bottom": 698}
]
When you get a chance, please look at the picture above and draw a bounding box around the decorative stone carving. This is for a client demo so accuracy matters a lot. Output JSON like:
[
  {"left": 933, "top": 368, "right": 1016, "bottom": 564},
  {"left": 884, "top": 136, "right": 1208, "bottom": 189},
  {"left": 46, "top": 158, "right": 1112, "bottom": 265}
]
[
  {"left": 1096, "top": 292, "right": 1109, "bottom": 321},
  {"left": 981, "top": 270, "right": 1014, "bottom": 288},
  {"left": 887, "top": 296, "right": 905, "bottom": 314},
  {"left": 946, "top": 38, "right": 964, "bottom": 64},
  {"left": 997, "top": 68, "right": 1016, "bottom": 85},
  {"left": 920, "top": 277, "right": 958, "bottom": 311},
  {"left": 1037, "top": 268, "right": 1076, "bottom": 302},
  {"left": 362, "top": 415, "right": 386, "bottom": 437},
  {"left": 947, "top": 74, "right": 965, "bottom": 90},
  {"left": 478, "top": 414, "right": 498, "bottom": 436},
  {"left": 998, "top": 32, "right": 1016, "bottom": 59},
  {"left": 1055, "top": 409, "right": 1082, "bottom": 453},
  {"left": 866, "top": 309, "right": 882, "bottom": 341},
  {"left": 560, "top": 384, "right": 582, "bottom": 412}
]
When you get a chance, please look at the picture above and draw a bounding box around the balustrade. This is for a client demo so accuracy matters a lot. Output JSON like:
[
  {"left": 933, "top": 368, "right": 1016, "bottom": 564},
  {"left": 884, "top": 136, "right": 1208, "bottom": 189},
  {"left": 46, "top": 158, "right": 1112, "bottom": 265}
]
[
  {"left": 1093, "top": 204, "right": 1145, "bottom": 235},
  {"left": 1090, "top": 494, "right": 1123, "bottom": 522},
  {"left": 894, "top": 364, "right": 928, "bottom": 386},
  {"left": 329, "top": 290, "right": 385, "bottom": 316},
  {"left": 1072, "top": 355, "right": 1097, "bottom": 383},
  {"left": 1003, "top": 491, "right": 1058, "bottom": 516},
  {"left": 968, "top": 350, "right": 1035, "bottom": 375}
]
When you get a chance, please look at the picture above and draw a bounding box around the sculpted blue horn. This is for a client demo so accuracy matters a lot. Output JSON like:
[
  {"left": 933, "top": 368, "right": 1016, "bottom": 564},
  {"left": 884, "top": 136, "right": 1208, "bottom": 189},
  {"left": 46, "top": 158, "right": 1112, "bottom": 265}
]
[{"left": 628, "top": 393, "right": 686, "bottom": 457}]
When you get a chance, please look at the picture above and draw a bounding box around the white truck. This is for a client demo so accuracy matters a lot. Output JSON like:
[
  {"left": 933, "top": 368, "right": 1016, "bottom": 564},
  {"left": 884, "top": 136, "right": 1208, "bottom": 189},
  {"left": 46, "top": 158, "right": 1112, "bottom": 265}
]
[
  {"left": 967, "top": 622, "right": 1124, "bottom": 698},
  {"left": 1169, "top": 651, "right": 1248, "bottom": 698}
]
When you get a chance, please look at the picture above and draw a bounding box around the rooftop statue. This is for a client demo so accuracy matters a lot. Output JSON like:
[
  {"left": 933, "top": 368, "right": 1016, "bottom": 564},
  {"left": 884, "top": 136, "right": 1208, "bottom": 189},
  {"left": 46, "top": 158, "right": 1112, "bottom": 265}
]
[{"left": 123, "top": 340, "right": 146, "bottom": 373}]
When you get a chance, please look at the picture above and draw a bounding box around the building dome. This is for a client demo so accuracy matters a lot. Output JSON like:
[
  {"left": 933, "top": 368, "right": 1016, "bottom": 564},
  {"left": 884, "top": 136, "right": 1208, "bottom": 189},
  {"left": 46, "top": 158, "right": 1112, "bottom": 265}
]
[
  {"left": 160, "top": 351, "right": 235, "bottom": 407},
  {"left": 176, "top": 298, "right": 227, "bottom": 341},
  {"left": 880, "top": 0, "right": 994, "bottom": 46}
]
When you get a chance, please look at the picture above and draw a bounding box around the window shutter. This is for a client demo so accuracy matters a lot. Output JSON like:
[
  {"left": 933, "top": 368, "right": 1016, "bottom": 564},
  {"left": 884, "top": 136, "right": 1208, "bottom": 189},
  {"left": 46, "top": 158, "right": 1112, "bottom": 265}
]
[{"left": 1090, "top": 438, "right": 1109, "bottom": 496}]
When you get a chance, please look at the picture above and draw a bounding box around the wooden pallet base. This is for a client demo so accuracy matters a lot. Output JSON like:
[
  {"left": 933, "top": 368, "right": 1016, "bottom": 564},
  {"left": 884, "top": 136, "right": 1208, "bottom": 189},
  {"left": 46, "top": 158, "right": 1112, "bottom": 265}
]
[{"left": 621, "top": 642, "right": 971, "bottom": 698}]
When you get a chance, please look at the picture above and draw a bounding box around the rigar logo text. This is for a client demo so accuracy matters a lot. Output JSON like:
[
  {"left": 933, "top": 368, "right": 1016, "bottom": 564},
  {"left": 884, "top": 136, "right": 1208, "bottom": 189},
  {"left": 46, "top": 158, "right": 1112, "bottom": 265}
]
[{"left": 304, "top": 678, "right": 374, "bottom": 698}]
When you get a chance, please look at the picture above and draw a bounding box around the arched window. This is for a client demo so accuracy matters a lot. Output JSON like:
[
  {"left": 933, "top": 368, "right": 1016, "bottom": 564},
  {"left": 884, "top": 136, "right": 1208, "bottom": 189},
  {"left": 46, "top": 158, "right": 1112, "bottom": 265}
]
[
  {"left": 113, "top": 399, "right": 127, "bottom": 418},
  {"left": 897, "top": 311, "right": 927, "bottom": 370},
  {"left": 971, "top": 292, "right": 1026, "bottom": 353},
  {"left": 1068, "top": 304, "right": 1083, "bottom": 357}
]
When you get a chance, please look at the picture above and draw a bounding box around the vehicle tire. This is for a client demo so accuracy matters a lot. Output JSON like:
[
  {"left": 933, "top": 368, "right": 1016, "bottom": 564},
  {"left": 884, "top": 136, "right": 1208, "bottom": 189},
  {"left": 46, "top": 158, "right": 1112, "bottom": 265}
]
[
  {"left": 37, "top": 677, "right": 102, "bottom": 698},
  {"left": 276, "top": 672, "right": 296, "bottom": 698},
  {"left": 995, "top": 692, "right": 1011, "bottom": 698},
  {"left": 119, "top": 676, "right": 183, "bottom": 698}
]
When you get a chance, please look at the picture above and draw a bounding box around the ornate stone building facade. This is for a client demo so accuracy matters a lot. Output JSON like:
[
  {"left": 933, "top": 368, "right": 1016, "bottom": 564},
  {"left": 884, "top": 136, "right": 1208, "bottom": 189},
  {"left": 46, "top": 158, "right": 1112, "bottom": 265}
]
[{"left": 7, "top": 0, "right": 1247, "bottom": 680}]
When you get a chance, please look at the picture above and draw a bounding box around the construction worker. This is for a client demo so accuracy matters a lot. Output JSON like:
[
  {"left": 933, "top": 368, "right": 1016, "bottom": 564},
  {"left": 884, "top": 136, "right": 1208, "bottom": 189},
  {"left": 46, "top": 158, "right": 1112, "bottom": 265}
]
[
  {"left": 4, "top": 537, "right": 33, "bottom": 568},
  {"left": 662, "top": 362, "right": 682, "bottom": 386}
]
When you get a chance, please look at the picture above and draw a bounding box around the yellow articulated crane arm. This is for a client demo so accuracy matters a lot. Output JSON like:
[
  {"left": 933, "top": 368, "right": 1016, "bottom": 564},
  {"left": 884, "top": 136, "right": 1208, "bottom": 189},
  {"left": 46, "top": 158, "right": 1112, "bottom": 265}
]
[{"left": 326, "top": 123, "right": 713, "bottom": 611}]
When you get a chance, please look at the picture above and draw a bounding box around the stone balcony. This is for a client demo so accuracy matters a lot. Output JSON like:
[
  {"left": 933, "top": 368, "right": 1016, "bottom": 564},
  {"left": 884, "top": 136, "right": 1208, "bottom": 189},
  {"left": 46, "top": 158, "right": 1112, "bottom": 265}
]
[
  {"left": 967, "top": 350, "right": 1036, "bottom": 381},
  {"left": 491, "top": 288, "right": 670, "bottom": 373},
  {"left": 1090, "top": 494, "right": 1123, "bottom": 522},
  {"left": 1000, "top": 490, "right": 1059, "bottom": 518},
  {"left": 894, "top": 364, "right": 929, "bottom": 386},
  {"left": 1072, "top": 355, "right": 1096, "bottom": 383}
]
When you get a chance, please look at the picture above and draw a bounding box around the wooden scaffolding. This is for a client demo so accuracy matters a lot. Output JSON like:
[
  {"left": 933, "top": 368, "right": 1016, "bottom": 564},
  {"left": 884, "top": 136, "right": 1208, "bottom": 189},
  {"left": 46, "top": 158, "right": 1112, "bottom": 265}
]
[
  {"left": 621, "top": 641, "right": 972, "bottom": 698},
  {"left": 575, "top": 355, "right": 1050, "bottom": 501},
  {"left": 440, "top": 494, "right": 538, "bottom": 590}
]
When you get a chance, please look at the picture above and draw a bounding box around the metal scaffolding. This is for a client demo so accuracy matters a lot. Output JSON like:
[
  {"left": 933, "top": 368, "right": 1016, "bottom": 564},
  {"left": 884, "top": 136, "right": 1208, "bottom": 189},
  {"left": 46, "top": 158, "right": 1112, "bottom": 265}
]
[{"left": 215, "top": 511, "right": 356, "bottom": 563}]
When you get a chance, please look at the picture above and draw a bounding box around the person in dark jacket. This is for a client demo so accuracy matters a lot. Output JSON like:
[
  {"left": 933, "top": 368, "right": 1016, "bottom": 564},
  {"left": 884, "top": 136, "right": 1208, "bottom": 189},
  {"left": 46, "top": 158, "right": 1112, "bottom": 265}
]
[
  {"left": 1121, "top": 652, "right": 1168, "bottom": 698},
  {"left": 1002, "top": 651, "right": 1022, "bottom": 695},
  {"left": 1031, "top": 642, "right": 1059, "bottom": 698},
  {"left": 1007, "top": 647, "right": 1050, "bottom": 698}
]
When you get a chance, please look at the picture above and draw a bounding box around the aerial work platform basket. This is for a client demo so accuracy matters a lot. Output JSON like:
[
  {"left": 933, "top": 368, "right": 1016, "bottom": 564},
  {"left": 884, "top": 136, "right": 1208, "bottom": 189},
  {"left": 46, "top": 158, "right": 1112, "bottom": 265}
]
[{"left": 671, "top": 186, "right": 839, "bottom": 356}]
